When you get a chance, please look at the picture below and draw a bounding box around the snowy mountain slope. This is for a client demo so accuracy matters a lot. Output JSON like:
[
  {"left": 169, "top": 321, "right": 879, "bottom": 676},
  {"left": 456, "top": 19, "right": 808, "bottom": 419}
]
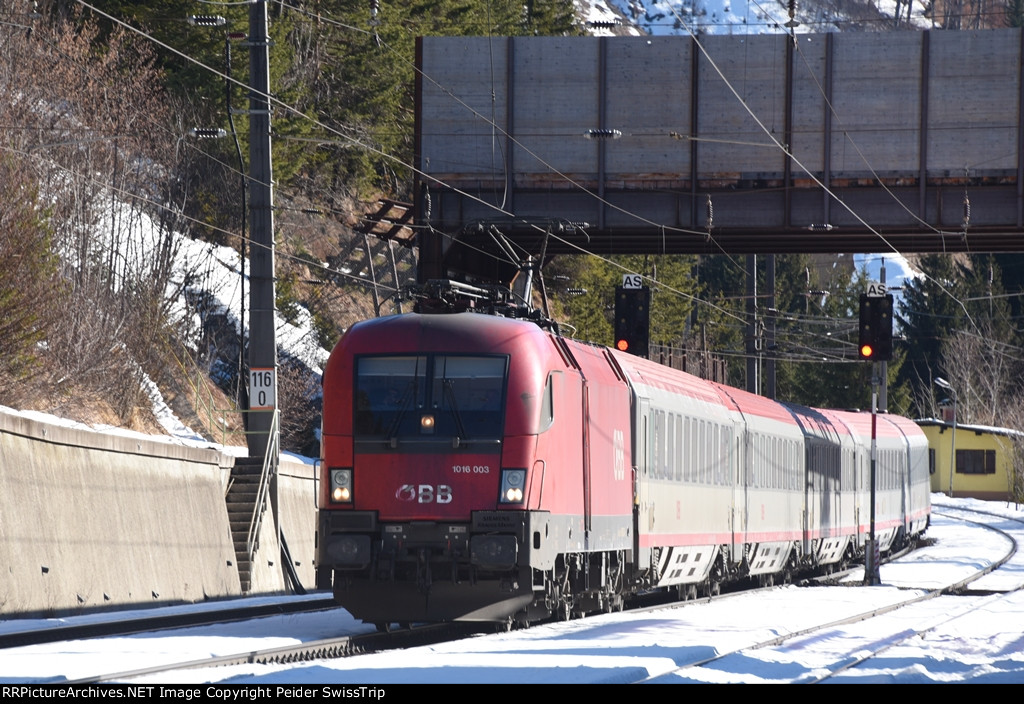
[{"left": 581, "top": 0, "right": 933, "bottom": 35}]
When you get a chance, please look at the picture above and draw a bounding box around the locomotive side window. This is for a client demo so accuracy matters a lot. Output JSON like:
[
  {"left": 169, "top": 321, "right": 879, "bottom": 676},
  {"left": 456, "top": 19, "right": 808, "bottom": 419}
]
[{"left": 538, "top": 373, "right": 555, "bottom": 433}]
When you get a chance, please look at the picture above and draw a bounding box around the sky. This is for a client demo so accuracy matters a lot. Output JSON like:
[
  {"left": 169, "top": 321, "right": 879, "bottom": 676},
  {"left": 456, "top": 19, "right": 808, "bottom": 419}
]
[{"left": 0, "top": 495, "right": 1021, "bottom": 684}]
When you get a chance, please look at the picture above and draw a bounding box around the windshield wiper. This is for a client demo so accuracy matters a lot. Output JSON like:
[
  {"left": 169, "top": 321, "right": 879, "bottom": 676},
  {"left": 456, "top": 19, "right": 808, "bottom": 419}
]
[
  {"left": 385, "top": 382, "right": 417, "bottom": 446},
  {"left": 442, "top": 379, "right": 467, "bottom": 447}
]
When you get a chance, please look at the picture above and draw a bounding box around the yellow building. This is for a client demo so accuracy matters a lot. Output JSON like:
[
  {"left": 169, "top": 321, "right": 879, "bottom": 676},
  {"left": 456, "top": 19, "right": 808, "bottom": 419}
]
[{"left": 916, "top": 419, "right": 1023, "bottom": 501}]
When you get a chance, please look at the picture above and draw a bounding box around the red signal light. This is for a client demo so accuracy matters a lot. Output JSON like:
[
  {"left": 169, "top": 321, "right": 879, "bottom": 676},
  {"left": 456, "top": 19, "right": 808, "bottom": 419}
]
[
  {"left": 614, "top": 286, "right": 650, "bottom": 358},
  {"left": 857, "top": 293, "right": 894, "bottom": 362}
]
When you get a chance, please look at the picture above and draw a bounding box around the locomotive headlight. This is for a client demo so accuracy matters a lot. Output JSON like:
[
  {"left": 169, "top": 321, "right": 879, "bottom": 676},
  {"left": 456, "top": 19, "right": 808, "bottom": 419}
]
[
  {"left": 499, "top": 468, "right": 526, "bottom": 504},
  {"left": 420, "top": 414, "right": 435, "bottom": 434},
  {"left": 330, "top": 468, "right": 353, "bottom": 503}
]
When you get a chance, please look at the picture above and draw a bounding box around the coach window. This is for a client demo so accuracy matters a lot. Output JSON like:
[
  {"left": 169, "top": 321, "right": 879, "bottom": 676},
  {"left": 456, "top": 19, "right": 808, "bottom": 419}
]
[
  {"left": 792, "top": 440, "right": 799, "bottom": 489},
  {"left": 773, "top": 436, "right": 780, "bottom": 488},
  {"left": 667, "top": 412, "right": 675, "bottom": 481},
  {"left": 675, "top": 415, "right": 683, "bottom": 481},
  {"left": 763, "top": 436, "right": 770, "bottom": 488},
  {"left": 699, "top": 420, "right": 707, "bottom": 484},
  {"left": 659, "top": 409, "right": 667, "bottom": 480},
  {"left": 713, "top": 425, "right": 721, "bottom": 485},
  {"left": 690, "top": 417, "right": 698, "bottom": 482},
  {"left": 754, "top": 434, "right": 763, "bottom": 487}
]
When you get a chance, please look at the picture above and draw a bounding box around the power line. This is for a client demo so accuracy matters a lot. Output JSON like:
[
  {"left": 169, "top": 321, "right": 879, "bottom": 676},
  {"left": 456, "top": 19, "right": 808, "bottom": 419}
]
[{"left": 54, "top": 1, "right": 1015, "bottom": 366}]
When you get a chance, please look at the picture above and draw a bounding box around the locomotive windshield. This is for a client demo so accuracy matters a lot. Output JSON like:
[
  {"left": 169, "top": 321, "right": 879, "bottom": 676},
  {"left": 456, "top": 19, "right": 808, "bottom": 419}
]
[{"left": 353, "top": 354, "right": 507, "bottom": 445}]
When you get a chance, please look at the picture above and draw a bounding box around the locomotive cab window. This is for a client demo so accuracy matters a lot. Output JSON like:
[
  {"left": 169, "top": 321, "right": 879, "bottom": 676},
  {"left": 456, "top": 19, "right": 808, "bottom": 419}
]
[{"left": 354, "top": 354, "right": 507, "bottom": 444}]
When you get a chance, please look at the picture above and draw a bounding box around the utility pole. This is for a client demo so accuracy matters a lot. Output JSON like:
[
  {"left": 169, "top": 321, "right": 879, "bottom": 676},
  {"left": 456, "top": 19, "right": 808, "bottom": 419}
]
[
  {"left": 865, "top": 372, "right": 881, "bottom": 585},
  {"left": 246, "top": 0, "right": 277, "bottom": 459},
  {"left": 879, "top": 261, "right": 888, "bottom": 412},
  {"left": 858, "top": 278, "right": 892, "bottom": 587},
  {"left": 746, "top": 254, "right": 758, "bottom": 394}
]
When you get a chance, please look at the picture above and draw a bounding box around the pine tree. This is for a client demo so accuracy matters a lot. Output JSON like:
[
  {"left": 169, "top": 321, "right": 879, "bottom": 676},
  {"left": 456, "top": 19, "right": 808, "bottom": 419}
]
[
  {"left": 1007, "top": 0, "right": 1024, "bottom": 27},
  {"left": 546, "top": 255, "right": 618, "bottom": 345},
  {"left": 897, "top": 254, "right": 968, "bottom": 415},
  {"left": 308, "top": 0, "right": 580, "bottom": 196}
]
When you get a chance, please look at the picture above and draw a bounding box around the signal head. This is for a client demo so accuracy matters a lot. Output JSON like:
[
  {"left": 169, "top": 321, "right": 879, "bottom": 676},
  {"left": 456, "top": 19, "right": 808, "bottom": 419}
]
[
  {"left": 857, "top": 292, "right": 894, "bottom": 362},
  {"left": 614, "top": 285, "right": 650, "bottom": 358}
]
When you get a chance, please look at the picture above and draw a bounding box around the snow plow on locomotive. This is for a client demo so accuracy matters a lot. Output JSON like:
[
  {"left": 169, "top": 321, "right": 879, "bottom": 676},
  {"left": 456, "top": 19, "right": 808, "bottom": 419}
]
[{"left": 316, "top": 293, "right": 930, "bottom": 629}]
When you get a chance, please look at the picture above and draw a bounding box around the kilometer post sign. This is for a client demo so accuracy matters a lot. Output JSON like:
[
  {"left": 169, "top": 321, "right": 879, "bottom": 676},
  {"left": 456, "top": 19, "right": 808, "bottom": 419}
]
[{"left": 249, "top": 368, "right": 277, "bottom": 410}]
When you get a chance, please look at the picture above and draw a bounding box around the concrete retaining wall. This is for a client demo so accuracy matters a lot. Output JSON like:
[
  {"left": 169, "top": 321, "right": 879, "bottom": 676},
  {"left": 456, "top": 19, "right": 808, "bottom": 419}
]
[
  {"left": 277, "top": 455, "right": 318, "bottom": 588},
  {"left": 0, "top": 408, "right": 318, "bottom": 618}
]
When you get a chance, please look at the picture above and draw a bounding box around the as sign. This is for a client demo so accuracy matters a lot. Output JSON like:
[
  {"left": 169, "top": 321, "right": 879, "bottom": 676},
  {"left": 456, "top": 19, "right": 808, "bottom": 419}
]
[
  {"left": 621, "top": 274, "right": 643, "bottom": 289},
  {"left": 865, "top": 281, "right": 887, "bottom": 297}
]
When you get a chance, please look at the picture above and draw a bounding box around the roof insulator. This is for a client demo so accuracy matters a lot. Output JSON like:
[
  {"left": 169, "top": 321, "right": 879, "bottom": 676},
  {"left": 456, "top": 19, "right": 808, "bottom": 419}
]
[{"left": 584, "top": 128, "right": 622, "bottom": 140}]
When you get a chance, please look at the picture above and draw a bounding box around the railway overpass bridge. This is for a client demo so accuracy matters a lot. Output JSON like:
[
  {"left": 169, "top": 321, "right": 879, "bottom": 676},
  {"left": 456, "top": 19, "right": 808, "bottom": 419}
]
[{"left": 412, "top": 29, "right": 1024, "bottom": 282}]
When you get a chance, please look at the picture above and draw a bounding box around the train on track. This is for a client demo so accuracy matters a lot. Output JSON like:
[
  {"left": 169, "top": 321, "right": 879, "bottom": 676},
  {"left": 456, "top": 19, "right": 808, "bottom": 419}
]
[{"left": 316, "top": 282, "right": 931, "bottom": 630}]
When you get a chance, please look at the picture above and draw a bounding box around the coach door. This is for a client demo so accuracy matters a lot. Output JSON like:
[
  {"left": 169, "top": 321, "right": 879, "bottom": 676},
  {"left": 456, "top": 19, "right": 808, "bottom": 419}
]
[
  {"left": 731, "top": 423, "right": 746, "bottom": 561},
  {"left": 634, "top": 397, "right": 651, "bottom": 571}
]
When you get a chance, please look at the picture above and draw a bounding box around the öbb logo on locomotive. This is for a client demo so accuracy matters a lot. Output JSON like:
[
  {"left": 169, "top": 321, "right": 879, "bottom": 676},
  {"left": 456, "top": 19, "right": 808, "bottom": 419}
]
[
  {"left": 395, "top": 484, "right": 453, "bottom": 504},
  {"left": 317, "top": 309, "right": 930, "bottom": 630}
]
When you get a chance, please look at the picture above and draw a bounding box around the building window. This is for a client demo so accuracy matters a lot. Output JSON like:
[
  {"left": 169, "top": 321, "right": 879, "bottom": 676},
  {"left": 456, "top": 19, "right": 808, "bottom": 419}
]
[{"left": 955, "top": 449, "right": 996, "bottom": 475}]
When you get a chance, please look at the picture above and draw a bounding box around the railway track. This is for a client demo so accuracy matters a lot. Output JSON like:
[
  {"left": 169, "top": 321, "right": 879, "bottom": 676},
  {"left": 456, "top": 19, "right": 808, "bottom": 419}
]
[
  {"left": 641, "top": 504, "right": 1022, "bottom": 683},
  {"left": 4, "top": 503, "right": 1020, "bottom": 684},
  {"left": 0, "top": 596, "right": 339, "bottom": 650},
  {"left": 64, "top": 622, "right": 480, "bottom": 685}
]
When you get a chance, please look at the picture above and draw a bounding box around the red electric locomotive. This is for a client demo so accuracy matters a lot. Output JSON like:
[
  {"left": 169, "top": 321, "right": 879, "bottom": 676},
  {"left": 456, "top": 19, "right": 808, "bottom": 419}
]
[
  {"left": 316, "top": 290, "right": 930, "bottom": 629},
  {"left": 317, "top": 308, "right": 634, "bottom": 628}
]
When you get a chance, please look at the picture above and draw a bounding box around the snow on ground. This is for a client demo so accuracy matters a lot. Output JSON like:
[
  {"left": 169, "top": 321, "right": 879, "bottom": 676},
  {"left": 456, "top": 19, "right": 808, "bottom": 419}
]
[{"left": 0, "top": 497, "right": 1021, "bottom": 684}]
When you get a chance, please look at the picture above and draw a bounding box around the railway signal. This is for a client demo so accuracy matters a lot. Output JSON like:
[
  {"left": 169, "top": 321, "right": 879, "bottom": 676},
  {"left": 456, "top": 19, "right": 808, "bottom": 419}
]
[
  {"left": 614, "top": 282, "right": 650, "bottom": 358},
  {"left": 858, "top": 292, "right": 894, "bottom": 361}
]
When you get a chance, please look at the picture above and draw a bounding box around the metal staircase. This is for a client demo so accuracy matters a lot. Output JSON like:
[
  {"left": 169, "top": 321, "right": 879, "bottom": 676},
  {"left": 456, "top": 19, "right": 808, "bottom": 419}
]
[
  {"left": 331, "top": 199, "right": 418, "bottom": 316},
  {"left": 224, "top": 411, "right": 280, "bottom": 593}
]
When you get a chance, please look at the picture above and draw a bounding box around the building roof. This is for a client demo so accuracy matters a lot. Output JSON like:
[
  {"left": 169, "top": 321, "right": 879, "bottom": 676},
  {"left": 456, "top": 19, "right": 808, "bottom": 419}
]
[{"left": 915, "top": 418, "right": 1024, "bottom": 439}]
